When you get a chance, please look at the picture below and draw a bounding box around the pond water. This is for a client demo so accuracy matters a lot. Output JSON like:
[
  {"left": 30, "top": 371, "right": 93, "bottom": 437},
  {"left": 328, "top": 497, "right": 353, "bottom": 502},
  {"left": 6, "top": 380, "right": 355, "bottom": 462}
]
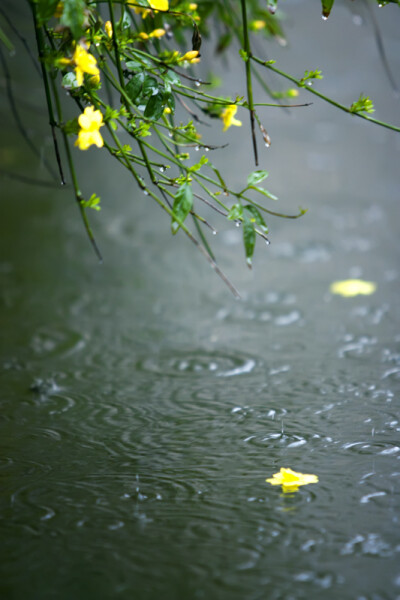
[{"left": 1, "top": 2, "right": 400, "bottom": 599}]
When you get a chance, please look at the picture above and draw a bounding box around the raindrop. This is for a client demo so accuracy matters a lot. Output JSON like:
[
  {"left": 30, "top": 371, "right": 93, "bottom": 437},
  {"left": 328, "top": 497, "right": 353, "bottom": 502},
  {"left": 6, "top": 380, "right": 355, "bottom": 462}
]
[
  {"left": 168, "top": 132, "right": 173, "bottom": 137},
  {"left": 322, "top": 15, "right": 328, "bottom": 21},
  {"left": 265, "top": 142, "right": 270, "bottom": 148},
  {"left": 204, "top": 146, "right": 210, "bottom": 152},
  {"left": 235, "top": 221, "right": 241, "bottom": 228},
  {"left": 265, "top": 239, "right": 270, "bottom": 245},
  {"left": 195, "top": 145, "right": 200, "bottom": 151},
  {"left": 143, "top": 189, "right": 149, "bottom": 195},
  {"left": 195, "top": 81, "right": 201, "bottom": 87},
  {"left": 159, "top": 166, "right": 165, "bottom": 172},
  {"left": 212, "top": 230, "right": 217, "bottom": 235}
]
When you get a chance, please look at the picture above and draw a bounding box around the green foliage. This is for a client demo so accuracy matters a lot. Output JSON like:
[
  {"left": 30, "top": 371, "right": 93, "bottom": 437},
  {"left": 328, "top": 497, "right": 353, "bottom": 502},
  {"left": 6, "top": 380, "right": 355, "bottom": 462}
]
[
  {"left": 81, "top": 193, "right": 101, "bottom": 211},
  {"left": 60, "top": 0, "right": 86, "bottom": 40},
  {"left": 172, "top": 182, "right": 193, "bottom": 234},
  {"left": 350, "top": 94, "right": 375, "bottom": 114},
  {"left": 299, "top": 70, "right": 323, "bottom": 86},
  {"left": 24, "top": 0, "right": 400, "bottom": 293}
]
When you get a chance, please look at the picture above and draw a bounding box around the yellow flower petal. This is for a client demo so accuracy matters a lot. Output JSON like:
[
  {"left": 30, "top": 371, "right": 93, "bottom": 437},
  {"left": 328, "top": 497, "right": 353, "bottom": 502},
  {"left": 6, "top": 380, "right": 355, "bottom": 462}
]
[
  {"left": 221, "top": 105, "right": 242, "bottom": 132},
  {"left": 72, "top": 45, "right": 99, "bottom": 87},
  {"left": 148, "top": 0, "right": 169, "bottom": 11},
  {"left": 75, "top": 106, "right": 104, "bottom": 151},
  {"left": 266, "top": 468, "right": 318, "bottom": 493},
  {"left": 149, "top": 28, "right": 166, "bottom": 38},
  {"left": 330, "top": 279, "right": 377, "bottom": 297},
  {"left": 105, "top": 21, "right": 113, "bottom": 38}
]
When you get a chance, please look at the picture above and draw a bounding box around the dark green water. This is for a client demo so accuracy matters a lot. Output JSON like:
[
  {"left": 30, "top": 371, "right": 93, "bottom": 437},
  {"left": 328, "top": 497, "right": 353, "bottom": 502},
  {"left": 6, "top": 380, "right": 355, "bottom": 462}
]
[{"left": 1, "top": 2, "right": 400, "bottom": 599}]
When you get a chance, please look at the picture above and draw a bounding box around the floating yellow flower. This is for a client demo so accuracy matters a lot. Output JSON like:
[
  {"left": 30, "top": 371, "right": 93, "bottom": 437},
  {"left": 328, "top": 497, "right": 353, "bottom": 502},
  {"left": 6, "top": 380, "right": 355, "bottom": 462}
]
[
  {"left": 75, "top": 105, "right": 104, "bottom": 151},
  {"left": 72, "top": 44, "right": 99, "bottom": 87},
  {"left": 330, "top": 279, "right": 377, "bottom": 297},
  {"left": 148, "top": 0, "right": 169, "bottom": 10},
  {"left": 266, "top": 468, "right": 319, "bottom": 493},
  {"left": 104, "top": 20, "right": 113, "bottom": 38},
  {"left": 221, "top": 105, "right": 242, "bottom": 132}
]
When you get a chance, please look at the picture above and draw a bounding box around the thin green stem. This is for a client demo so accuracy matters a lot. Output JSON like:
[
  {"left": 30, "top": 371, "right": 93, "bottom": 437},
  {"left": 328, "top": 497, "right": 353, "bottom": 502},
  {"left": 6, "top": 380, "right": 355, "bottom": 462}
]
[
  {"left": 240, "top": 0, "right": 258, "bottom": 165},
  {"left": 251, "top": 55, "right": 400, "bottom": 134}
]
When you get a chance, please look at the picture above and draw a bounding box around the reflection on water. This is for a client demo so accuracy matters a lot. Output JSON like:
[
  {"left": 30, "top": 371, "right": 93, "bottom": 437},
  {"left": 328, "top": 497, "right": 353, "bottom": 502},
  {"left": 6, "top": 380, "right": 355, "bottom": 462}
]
[{"left": 1, "top": 2, "right": 400, "bottom": 600}]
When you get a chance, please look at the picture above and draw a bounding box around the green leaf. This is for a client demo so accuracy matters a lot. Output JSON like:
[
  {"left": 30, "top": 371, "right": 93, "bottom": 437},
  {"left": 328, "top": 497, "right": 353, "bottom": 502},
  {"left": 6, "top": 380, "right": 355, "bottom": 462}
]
[
  {"left": 243, "top": 205, "right": 269, "bottom": 234},
  {"left": 349, "top": 94, "right": 375, "bottom": 114},
  {"left": 125, "top": 59, "right": 150, "bottom": 70},
  {"left": 60, "top": 0, "right": 86, "bottom": 40},
  {"left": 61, "top": 72, "right": 79, "bottom": 90},
  {"left": 247, "top": 170, "right": 269, "bottom": 186},
  {"left": 63, "top": 117, "right": 79, "bottom": 135},
  {"left": 163, "top": 70, "right": 181, "bottom": 89},
  {"left": 35, "top": 0, "right": 59, "bottom": 24},
  {"left": 144, "top": 92, "right": 165, "bottom": 120},
  {"left": 321, "top": 0, "right": 335, "bottom": 18},
  {"left": 267, "top": 0, "right": 278, "bottom": 14},
  {"left": 227, "top": 203, "right": 243, "bottom": 221},
  {"left": 249, "top": 186, "right": 278, "bottom": 201},
  {"left": 171, "top": 182, "right": 193, "bottom": 234},
  {"left": 243, "top": 215, "right": 256, "bottom": 268},
  {"left": 81, "top": 193, "right": 101, "bottom": 211},
  {"left": 142, "top": 76, "right": 159, "bottom": 97},
  {"left": 189, "top": 155, "right": 208, "bottom": 173},
  {"left": 126, "top": 72, "right": 146, "bottom": 102}
]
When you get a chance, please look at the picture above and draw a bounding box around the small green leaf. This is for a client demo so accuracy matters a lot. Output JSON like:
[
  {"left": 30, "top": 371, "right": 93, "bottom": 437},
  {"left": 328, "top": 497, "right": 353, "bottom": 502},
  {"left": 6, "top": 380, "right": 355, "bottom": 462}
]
[
  {"left": 60, "top": 0, "right": 86, "bottom": 40},
  {"left": 63, "top": 117, "right": 79, "bottom": 135},
  {"left": 243, "top": 215, "right": 256, "bottom": 268},
  {"left": 61, "top": 72, "right": 79, "bottom": 90},
  {"left": 125, "top": 59, "right": 150, "bottom": 70},
  {"left": 172, "top": 182, "right": 193, "bottom": 234},
  {"left": 243, "top": 205, "right": 269, "bottom": 234},
  {"left": 81, "top": 193, "right": 101, "bottom": 211},
  {"left": 144, "top": 92, "right": 165, "bottom": 120},
  {"left": 239, "top": 49, "right": 249, "bottom": 62},
  {"left": 227, "top": 203, "right": 243, "bottom": 221},
  {"left": 249, "top": 186, "right": 278, "bottom": 201},
  {"left": 321, "top": 0, "right": 335, "bottom": 19},
  {"left": 35, "top": 0, "right": 60, "bottom": 24},
  {"left": 189, "top": 155, "right": 208, "bottom": 173},
  {"left": 126, "top": 72, "right": 146, "bottom": 102},
  {"left": 349, "top": 94, "right": 375, "bottom": 114},
  {"left": 267, "top": 0, "right": 279, "bottom": 14},
  {"left": 247, "top": 170, "right": 269, "bottom": 187}
]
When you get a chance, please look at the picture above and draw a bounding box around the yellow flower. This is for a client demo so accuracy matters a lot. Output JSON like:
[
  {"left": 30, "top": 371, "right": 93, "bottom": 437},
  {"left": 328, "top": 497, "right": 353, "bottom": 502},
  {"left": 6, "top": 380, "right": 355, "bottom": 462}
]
[
  {"left": 149, "top": 28, "right": 166, "bottom": 38},
  {"left": 75, "top": 105, "right": 104, "bottom": 151},
  {"left": 104, "top": 20, "right": 113, "bottom": 38},
  {"left": 73, "top": 44, "right": 100, "bottom": 87},
  {"left": 138, "top": 32, "right": 149, "bottom": 40},
  {"left": 148, "top": 0, "right": 169, "bottom": 10},
  {"left": 266, "top": 468, "right": 319, "bottom": 493},
  {"left": 330, "top": 279, "right": 377, "bottom": 297},
  {"left": 221, "top": 105, "right": 242, "bottom": 131},
  {"left": 179, "top": 50, "right": 200, "bottom": 64},
  {"left": 163, "top": 106, "right": 172, "bottom": 114},
  {"left": 189, "top": 3, "right": 198, "bottom": 9}
]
